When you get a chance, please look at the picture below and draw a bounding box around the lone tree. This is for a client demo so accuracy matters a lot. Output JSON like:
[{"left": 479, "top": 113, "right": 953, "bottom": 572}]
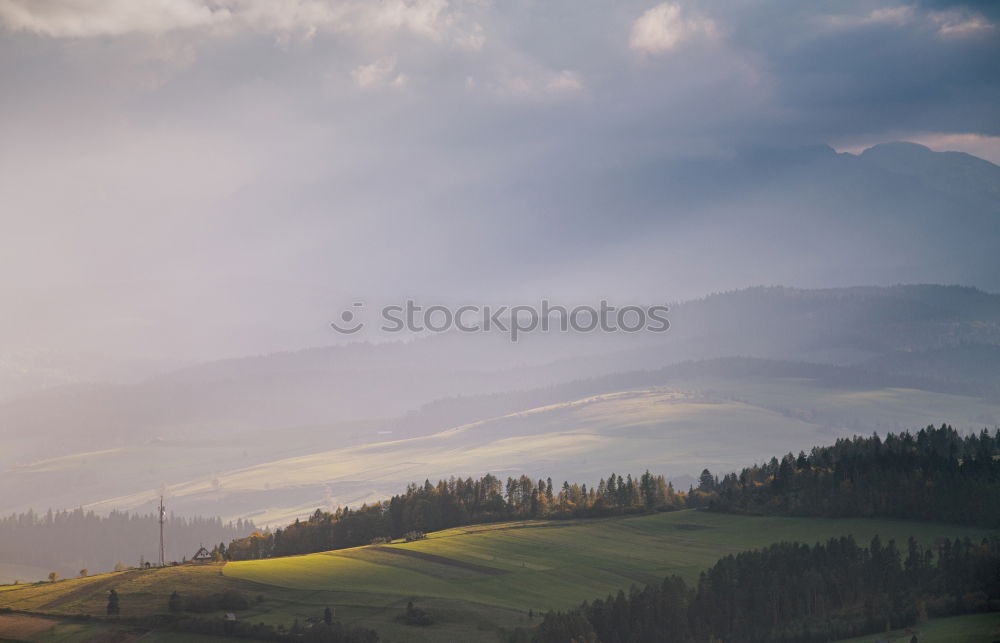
[
  {"left": 79, "top": 569, "right": 88, "bottom": 578},
  {"left": 698, "top": 468, "right": 715, "bottom": 492},
  {"left": 107, "top": 589, "right": 120, "bottom": 616},
  {"left": 47, "top": 572, "right": 58, "bottom": 583}
]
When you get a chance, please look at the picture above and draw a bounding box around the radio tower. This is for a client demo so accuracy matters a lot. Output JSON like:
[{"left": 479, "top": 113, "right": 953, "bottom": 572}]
[{"left": 158, "top": 495, "right": 166, "bottom": 567}]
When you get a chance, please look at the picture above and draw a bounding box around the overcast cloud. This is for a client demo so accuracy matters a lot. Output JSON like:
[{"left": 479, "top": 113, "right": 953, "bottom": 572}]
[{"left": 0, "top": 0, "right": 998, "bottom": 364}]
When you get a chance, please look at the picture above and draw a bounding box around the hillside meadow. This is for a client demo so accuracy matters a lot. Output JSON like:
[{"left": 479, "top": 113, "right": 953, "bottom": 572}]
[{"left": 2, "top": 510, "right": 996, "bottom": 642}]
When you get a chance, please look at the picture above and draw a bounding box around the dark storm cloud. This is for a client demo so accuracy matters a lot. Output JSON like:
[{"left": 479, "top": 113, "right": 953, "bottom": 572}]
[{"left": 735, "top": 1, "right": 1000, "bottom": 139}]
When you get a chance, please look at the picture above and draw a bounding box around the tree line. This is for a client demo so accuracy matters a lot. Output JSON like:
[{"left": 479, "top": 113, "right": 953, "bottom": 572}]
[
  {"left": 0, "top": 508, "right": 255, "bottom": 578},
  {"left": 690, "top": 424, "right": 1000, "bottom": 527},
  {"left": 531, "top": 534, "right": 1000, "bottom": 643},
  {"left": 224, "top": 424, "right": 1000, "bottom": 560},
  {"left": 224, "top": 471, "right": 682, "bottom": 560}
]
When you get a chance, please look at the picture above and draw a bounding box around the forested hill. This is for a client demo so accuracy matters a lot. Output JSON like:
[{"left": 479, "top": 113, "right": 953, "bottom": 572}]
[
  {"left": 696, "top": 424, "right": 1000, "bottom": 527},
  {"left": 223, "top": 424, "right": 1000, "bottom": 561},
  {"left": 0, "top": 509, "right": 255, "bottom": 579},
  {"left": 225, "top": 472, "right": 684, "bottom": 560},
  {"left": 533, "top": 535, "right": 1000, "bottom": 643}
]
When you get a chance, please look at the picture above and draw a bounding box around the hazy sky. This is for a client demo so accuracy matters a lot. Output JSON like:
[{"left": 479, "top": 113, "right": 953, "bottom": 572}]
[{"left": 1, "top": 0, "right": 998, "bottom": 362}]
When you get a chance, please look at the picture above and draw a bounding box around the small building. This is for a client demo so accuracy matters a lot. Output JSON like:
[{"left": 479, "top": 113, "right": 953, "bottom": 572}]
[{"left": 192, "top": 546, "right": 213, "bottom": 562}]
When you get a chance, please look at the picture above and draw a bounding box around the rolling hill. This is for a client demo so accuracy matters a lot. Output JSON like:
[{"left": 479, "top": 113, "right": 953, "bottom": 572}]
[
  {"left": 73, "top": 373, "right": 1000, "bottom": 524},
  {"left": 5, "top": 284, "right": 1000, "bottom": 464},
  {"left": 7, "top": 364, "right": 1000, "bottom": 526},
  {"left": 4, "top": 284, "right": 1000, "bottom": 551},
  {"left": 1, "top": 511, "right": 995, "bottom": 642}
]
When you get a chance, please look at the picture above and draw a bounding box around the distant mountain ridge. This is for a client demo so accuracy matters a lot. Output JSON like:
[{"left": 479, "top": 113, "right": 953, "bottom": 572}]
[
  {"left": 2, "top": 283, "right": 998, "bottom": 463},
  {"left": 3, "top": 283, "right": 1000, "bottom": 523},
  {"left": 2, "top": 140, "right": 999, "bottom": 402},
  {"left": 860, "top": 141, "right": 1000, "bottom": 203}
]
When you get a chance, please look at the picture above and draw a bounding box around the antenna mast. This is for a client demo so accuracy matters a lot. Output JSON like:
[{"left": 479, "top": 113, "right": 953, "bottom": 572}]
[{"left": 158, "top": 495, "right": 165, "bottom": 567}]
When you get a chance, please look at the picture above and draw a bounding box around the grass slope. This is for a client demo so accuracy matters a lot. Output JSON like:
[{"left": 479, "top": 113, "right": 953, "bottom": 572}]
[
  {"left": 834, "top": 612, "right": 1000, "bottom": 643},
  {"left": 224, "top": 510, "right": 996, "bottom": 612},
  {"left": 3, "top": 511, "right": 996, "bottom": 642}
]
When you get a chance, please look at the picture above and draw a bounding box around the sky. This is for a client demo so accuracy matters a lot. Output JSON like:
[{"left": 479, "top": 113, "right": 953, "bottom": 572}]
[{"left": 0, "top": 0, "right": 999, "bottom": 363}]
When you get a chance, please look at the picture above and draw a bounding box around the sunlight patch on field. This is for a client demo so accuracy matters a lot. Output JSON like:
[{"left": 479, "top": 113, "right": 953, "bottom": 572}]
[
  {"left": 92, "top": 389, "right": 826, "bottom": 523},
  {"left": 10, "top": 448, "right": 129, "bottom": 473},
  {"left": 31, "top": 378, "right": 1000, "bottom": 525},
  {"left": 3, "top": 512, "right": 996, "bottom": 643},
  {"left": 224, "top": 510, "right": 997, "bottom": 612}
]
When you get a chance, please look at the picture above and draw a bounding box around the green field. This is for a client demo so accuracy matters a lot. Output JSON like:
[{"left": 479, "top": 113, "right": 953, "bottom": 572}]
[
  {"left": 226, "top": 511, "right": 998, "bottom": 612},
  {"left": 2, "top": 510, "right": 996, "bottom": 642},
  {"left": 834, "top": 613, "right": 1000, "bottom": 643}
]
